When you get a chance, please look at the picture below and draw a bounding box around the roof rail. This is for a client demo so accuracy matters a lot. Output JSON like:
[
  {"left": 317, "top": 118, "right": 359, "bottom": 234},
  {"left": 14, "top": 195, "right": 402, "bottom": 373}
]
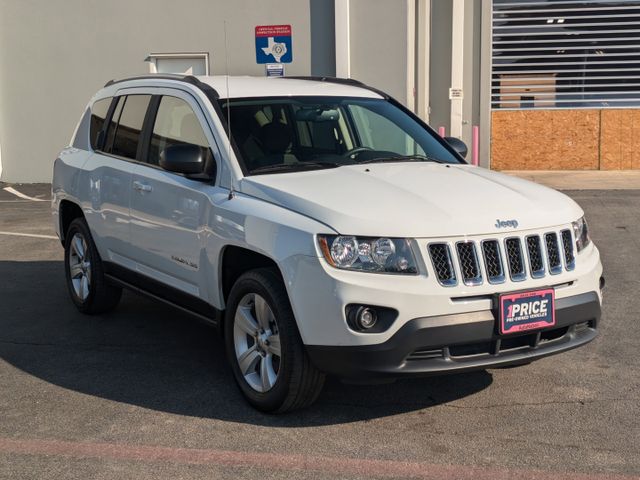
[
  {"left": 284, "top": 76, "right": 364, "bottom": 87},
  {"left": 282, "top": 76, "right": 389, "bottom": 99},
  {"left": 103, "top": 74, "right": 220, "bottom": 98}
]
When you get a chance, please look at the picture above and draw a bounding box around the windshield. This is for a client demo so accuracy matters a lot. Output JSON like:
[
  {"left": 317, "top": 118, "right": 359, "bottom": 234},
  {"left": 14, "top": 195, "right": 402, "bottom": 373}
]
[{"left": 219, "top": 96, "right": 463, "bottom": 175}]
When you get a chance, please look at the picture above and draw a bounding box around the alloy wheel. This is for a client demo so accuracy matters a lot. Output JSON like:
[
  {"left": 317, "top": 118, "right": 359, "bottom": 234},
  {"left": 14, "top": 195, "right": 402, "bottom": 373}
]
[
  {"left": 68, "top": 232, "right": 92, "bottom": 301},
  {"left": 233, "top": 293, "right": 282, "bottom": 393}
]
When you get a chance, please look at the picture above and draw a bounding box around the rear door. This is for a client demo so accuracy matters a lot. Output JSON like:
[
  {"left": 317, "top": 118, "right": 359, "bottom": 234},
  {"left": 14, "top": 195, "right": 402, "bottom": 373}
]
[
  {"left": 82, "top": 94, "right": 151, "bottom": 266},
  {"left": 129, "top": 91, "right": 220, "bottom": 308}
]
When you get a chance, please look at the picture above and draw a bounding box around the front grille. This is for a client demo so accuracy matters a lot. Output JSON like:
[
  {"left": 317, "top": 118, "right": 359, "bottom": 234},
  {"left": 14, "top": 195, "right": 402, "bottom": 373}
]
[
  {"left": 545, "top": 232, "right": 562, "bottom": 275},
  {"left": 456, "top": 242, "right": 482, "bottom": 285},
  {"left": 449, "top": 342, "right": 493, "bottom": 357},
  {"left": 482, "top": 240, "right": 505, "bottom": 284},
  {"left": 505, "top": 237, "right": 526, "bottom": 281},
  {"left": 428, "top": 243, "right": 457, "bottom": 286},
  {"left": 526, "top": 235, "right": 545, "bottom": 278},
  {"left": 407, "top": 322, "right": 591, "bottom": 364},
  {"left": 447, "top": 325, "right": 571, "bottom": 359},
  {"left": 406, "top": 347, "right": 444, "bottom": 361},
  {"left": 561, "top": 229, "right": 576, "bottom": 270},
  {"left": 427, "top": 227, "right": 577, "bottom": 287}
]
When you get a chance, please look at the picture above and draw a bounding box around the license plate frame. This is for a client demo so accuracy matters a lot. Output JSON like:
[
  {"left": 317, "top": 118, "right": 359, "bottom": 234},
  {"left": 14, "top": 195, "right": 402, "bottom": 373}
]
[{"left": 499, "top": 288, "right": 556, "bottom": 335}]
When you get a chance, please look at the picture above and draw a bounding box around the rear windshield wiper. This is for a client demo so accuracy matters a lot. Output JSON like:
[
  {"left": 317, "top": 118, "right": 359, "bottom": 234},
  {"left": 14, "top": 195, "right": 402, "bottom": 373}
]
[
  {"left": 249, "top": 161, "right": 341, "bottom": 175},
  {"left": 358, "top": 154, "right": 446, "bottom": 165}
]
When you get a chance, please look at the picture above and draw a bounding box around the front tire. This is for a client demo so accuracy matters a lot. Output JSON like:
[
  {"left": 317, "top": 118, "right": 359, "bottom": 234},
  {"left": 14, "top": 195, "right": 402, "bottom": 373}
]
[
  {"left": 224, "top": 268, "right": 325, "bottom": 413},
  {"left": 64, "top": 218, "right": 122, "bottom": 314}
]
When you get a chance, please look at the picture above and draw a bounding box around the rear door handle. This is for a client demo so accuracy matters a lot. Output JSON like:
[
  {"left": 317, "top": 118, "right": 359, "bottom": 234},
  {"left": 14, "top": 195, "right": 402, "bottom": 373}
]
[{"left": 133, "top": 181, "right": 152, "bottom": 193}]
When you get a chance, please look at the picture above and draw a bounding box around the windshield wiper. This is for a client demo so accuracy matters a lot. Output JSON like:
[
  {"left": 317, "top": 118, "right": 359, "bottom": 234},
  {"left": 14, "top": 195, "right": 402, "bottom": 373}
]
[
  {"left": 359, "top": 154, "right": 446, "bottom": 165},
  {"left": 249, "top": 161, "right": 341, "bottom": 175}
]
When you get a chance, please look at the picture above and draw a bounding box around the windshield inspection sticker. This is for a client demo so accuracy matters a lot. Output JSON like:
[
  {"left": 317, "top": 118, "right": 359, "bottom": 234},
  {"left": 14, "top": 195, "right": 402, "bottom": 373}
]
[
  {"left": 500, "top": 288, "right": 555, "bottom": 334},
  {"left": 255, "top": 25, "right": 293, "bottom": 64}
]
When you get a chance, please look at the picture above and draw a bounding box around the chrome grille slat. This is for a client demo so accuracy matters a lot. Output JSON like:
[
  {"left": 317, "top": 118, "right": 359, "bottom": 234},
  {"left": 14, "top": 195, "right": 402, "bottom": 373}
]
[
  {"left": 428, "top": 243, "right": 457, "bottom": 287},
  {"left": 481, "top": 240, "right": 506, "bottom": 284},
  {"left": 456, "top": 241, "right": 483, "bottom": 286},
  {"left": 526, "top": 235, "right": 546, "bottom": 278},
  {"left": 505, "top": 237, "right": 526, "bottom": 281},
  {"left": 561, "top": 229, "right": 576, "bottom": 271},
  {"left": 545, "top": 232, "right": 563, "bottom": 275}
]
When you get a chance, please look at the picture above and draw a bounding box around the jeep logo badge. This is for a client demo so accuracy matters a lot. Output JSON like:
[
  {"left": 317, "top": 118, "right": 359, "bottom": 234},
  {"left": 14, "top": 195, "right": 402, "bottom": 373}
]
[{"left": 495, "top": 219, "right": 519, "bottom": 229}]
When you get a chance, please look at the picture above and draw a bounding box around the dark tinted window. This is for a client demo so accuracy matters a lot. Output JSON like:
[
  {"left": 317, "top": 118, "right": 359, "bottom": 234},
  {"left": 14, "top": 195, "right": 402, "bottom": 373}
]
[
  {"left": 104, "top": 96, "right": 125, "bottom": 153},
  {"left": 111, "top": 95, "right": 151, "bottom": 160},
  {"left": 148, "top": 96, "right": 209, "bottom": 165},
  {"left": 220, "top": 97, "right": 460, "bottom": 174},
  {"left": 89, "top": 98, "right": 112, "bottom": 150}
]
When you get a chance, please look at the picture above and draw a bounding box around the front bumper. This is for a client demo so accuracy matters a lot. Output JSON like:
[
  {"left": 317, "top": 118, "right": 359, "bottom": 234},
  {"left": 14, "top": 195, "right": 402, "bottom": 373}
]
[{"left": 306, "top": 291, "right": 600, "bottom": 378}]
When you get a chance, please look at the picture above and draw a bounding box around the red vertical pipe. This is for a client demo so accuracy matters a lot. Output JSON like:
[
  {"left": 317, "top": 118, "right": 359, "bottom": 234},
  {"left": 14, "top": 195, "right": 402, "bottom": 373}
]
[
  {"left": 472, "top": 125, "right": 480, "bottom": 166},
  {"left": 438, "top": 126, "right": 446, "bottom": 137}
]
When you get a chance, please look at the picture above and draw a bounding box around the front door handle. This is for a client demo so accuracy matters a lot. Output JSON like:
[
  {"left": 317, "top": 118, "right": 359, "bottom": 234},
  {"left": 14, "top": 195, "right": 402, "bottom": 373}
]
[{"left": 133, "top": 181, "right": 152, "bottom": 193}]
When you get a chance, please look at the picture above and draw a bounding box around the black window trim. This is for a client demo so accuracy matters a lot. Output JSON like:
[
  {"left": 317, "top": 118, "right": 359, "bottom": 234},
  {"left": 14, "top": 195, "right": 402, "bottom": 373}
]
[
  {"left": 132, "top": 93, "right": 217, "bottom": 183},
  {"left": 91, "top": 96, "right": 118, "bottom": 152},
  {"left": 94, "top": 90, "right": 216, "bottom": 184},
  {"left": 138, "top": 95, "right": 161, "bottom": 164},
  {"left": 107, "top": 96, "right": 129, "bottom": 155}
]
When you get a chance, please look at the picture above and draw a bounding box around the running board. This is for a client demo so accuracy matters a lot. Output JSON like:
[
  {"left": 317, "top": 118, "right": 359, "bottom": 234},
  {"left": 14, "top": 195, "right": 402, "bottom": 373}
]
[{"left": 105, "top": 274, "right": 220, "bottom": 328}]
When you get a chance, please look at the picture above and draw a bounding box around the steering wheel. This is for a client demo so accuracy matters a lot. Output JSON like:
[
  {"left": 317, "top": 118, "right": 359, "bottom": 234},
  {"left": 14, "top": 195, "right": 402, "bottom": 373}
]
[{"left": 342, "top": 146, "right": 373, "bottom": 160}]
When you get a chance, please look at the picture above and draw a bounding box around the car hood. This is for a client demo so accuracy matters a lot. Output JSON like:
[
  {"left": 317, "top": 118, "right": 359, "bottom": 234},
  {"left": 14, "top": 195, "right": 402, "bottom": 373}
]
[{"left": 239, "top": 164, "right": 583, "bottom": 238}]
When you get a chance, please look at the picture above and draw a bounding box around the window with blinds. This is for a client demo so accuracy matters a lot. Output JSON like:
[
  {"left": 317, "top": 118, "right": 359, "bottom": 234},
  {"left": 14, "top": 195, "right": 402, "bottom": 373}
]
[{"left": 492, "top": 0, "right": 640, "bottom": 109}]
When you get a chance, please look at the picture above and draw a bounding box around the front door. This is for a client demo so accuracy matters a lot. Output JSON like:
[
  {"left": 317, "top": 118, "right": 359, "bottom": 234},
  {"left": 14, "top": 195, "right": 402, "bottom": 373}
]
[{"left": 129, "top": 93, "right": 219, "bottom": 309}]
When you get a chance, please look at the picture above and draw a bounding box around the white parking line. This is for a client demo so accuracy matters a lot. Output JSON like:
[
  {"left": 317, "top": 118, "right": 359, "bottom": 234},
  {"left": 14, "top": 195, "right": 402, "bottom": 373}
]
[
  {"left": 0, "top": 231, "right": 58, "bottom": 240},
  {"left": 3, "top": 187, "right": 49, "bottom": 202}
]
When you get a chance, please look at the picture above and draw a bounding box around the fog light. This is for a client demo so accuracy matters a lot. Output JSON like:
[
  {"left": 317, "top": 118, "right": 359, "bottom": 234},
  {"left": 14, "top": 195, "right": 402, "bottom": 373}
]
[{"left": 356, "top": 307, "right": 377, "bottom": 329}]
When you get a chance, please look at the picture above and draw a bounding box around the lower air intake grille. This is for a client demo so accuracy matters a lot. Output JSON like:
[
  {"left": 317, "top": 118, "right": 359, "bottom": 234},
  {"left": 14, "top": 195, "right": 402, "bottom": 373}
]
[
  {"left": 406, "top": 348, "right": 444, "bottom": 361},
  {"left": 428, "top": 243, "right": 456, "bottom": 286}
]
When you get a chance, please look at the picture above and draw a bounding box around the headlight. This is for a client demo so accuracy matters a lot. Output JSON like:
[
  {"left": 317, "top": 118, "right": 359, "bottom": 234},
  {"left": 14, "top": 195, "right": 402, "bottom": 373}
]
[
  {"left": 572, "top": 216, "right": 591, "bottom": 253},
  {"left": 318, "top": 235, "right": 418, "bottom": 274}
]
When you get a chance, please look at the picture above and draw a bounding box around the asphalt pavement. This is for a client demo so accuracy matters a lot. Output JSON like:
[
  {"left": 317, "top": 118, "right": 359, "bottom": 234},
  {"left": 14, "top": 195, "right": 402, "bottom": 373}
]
[{"left": 0, "top": 182, "right": 638, "bottom": 479}]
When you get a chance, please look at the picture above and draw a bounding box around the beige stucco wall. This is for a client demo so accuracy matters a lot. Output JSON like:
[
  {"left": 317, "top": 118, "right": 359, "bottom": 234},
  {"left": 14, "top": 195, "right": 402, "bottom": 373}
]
[
  {"left": 348, "top": 0, "right": 411, "bottom": 106},
  {"left": 0, "top": 0, "right": 313, "bottom": 182}
]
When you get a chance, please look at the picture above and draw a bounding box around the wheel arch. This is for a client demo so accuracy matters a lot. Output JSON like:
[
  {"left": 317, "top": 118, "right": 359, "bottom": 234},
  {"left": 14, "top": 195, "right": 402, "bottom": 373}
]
[
  {"left": 219, "top": 245, "right": 284, "bottom": 307},
  {"left": 59, "top": 200, "right": 85, "bottom": 244}
]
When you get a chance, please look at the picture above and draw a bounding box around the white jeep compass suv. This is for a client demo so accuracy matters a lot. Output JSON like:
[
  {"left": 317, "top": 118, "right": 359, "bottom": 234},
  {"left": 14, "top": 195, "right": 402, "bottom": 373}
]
[{"left": 52, "top": 75, "right": 603, "bottom": 412}]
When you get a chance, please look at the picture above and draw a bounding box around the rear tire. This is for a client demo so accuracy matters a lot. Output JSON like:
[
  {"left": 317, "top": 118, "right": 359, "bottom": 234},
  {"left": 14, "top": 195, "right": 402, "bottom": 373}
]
[
  {"left": 64, "top": 218, "right": 122, "bottom": 314},
  {"left": 224, "top": 268, "right": 325, "bottom": 413}
]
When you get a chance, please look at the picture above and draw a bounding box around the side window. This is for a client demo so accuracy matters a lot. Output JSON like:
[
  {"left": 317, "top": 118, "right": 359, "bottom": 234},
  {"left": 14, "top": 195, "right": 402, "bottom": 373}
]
[
  {"left": 111, "top": 95, "right": 152, "bottom": 160},
  {"left": 89, "top": 98, "right": 112, "bottom": 150},
  {"left": 148, "top": 96, "right": 209, "bottom": 165},
  {"left": 104, "top": 96, "right": 125, "bottom": 153}
]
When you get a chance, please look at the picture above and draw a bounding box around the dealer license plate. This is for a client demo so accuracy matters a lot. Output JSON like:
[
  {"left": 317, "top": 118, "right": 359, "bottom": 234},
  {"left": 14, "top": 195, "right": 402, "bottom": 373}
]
[{"left": 499, "top": 288, "right": 555, "bottom": 335}]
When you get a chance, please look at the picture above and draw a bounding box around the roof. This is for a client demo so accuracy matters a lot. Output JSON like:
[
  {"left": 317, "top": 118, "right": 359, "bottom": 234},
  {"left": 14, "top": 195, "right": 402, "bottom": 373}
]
[
  {"left": 195, "top": 76, "right": 384, "bottom": 100},
  {"left": 103, "top": 74, "right": 385, "bottom": 100}
]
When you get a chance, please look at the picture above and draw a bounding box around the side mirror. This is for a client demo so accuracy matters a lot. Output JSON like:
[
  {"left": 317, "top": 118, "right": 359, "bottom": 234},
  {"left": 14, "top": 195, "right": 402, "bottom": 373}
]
[
  {"left": 444, "top": 136, "right": 468, "bottom": 159},
  {"left": 160, "top": 144, "right": 207, "bottom": 175}
]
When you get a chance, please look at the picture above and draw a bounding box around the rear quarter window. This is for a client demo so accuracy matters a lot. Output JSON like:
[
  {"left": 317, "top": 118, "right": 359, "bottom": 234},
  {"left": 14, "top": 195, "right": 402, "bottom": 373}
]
[
  {"left": 89, "top": 98, "right": 112, "bottom": 150},
  {"left": 110, "top": 95, "right": 152, "bottom": 160}
]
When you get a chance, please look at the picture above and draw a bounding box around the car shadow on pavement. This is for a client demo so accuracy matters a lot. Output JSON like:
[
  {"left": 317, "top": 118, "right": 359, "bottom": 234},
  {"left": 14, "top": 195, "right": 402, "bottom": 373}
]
[{"left": 0, "top": 261, "right": 493, "bottom": 427}]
